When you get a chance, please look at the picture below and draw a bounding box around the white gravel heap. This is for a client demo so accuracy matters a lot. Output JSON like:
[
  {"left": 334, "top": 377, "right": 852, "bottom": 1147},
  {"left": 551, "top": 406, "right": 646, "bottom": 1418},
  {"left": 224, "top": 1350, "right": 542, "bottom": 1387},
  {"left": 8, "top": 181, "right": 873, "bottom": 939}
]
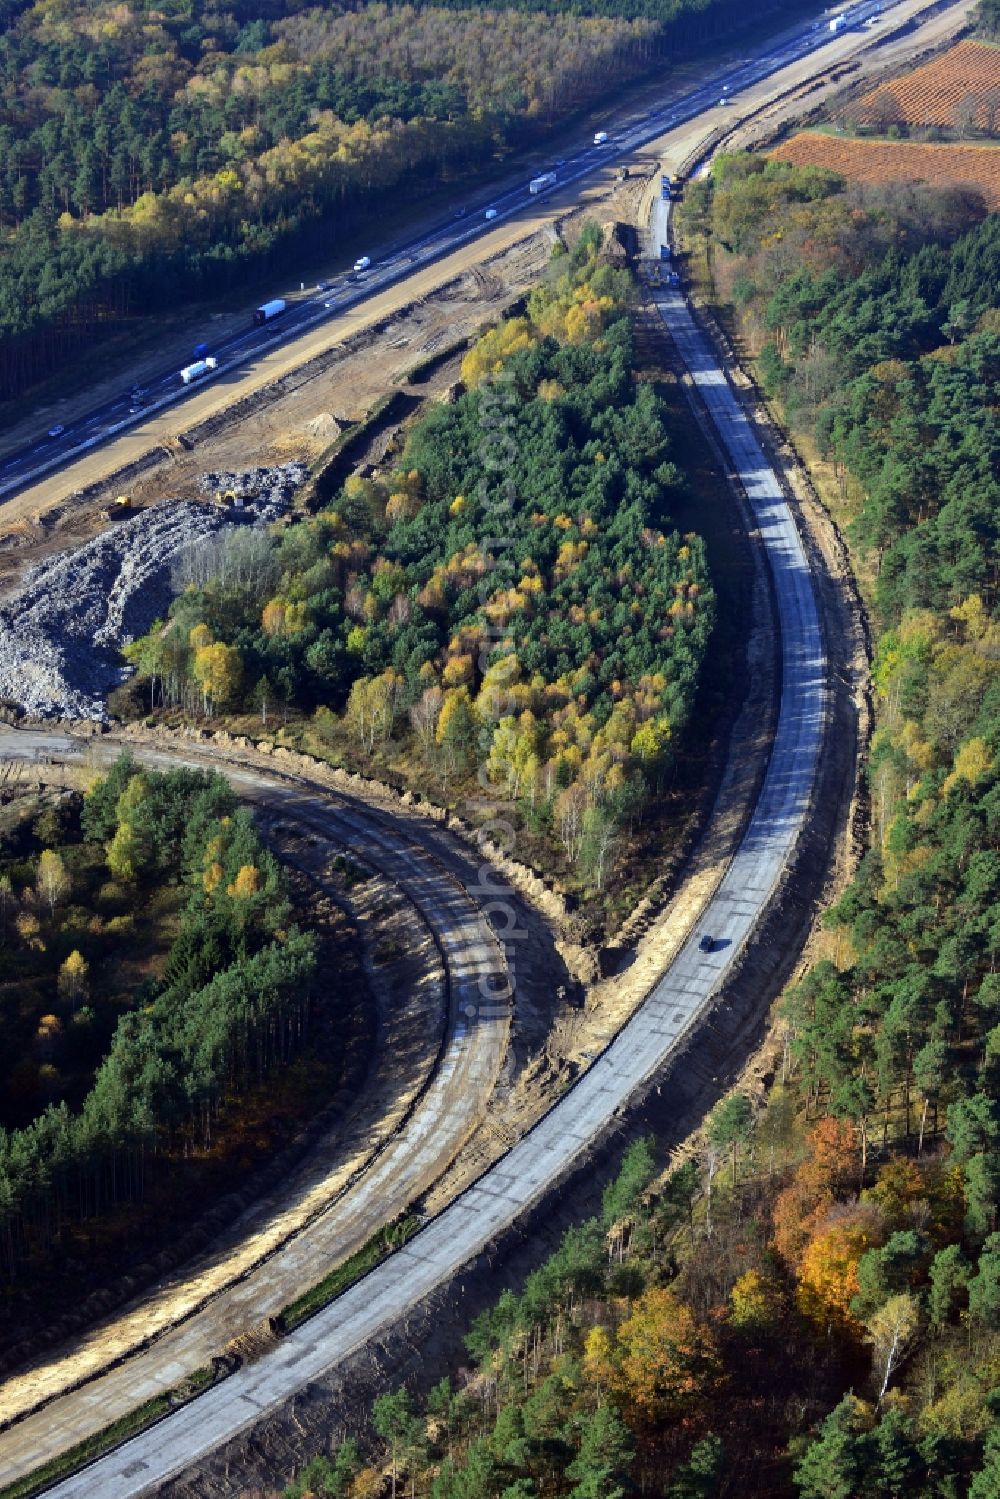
[
  {"left": 0, "top": 503, "right": 234, "bottom": 721},
  {"left": 196, "top": 462, "right": 307, "bottom": 521},
  {"left": 0, "top": 463, "right": 308, "bottom": 722}
]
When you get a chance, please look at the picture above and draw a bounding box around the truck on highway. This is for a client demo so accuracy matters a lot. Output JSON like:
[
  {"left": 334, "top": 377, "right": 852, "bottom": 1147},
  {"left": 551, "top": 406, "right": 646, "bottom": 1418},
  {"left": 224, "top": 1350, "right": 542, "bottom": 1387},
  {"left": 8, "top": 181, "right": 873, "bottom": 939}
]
[
  {"left": 179, "top": 356, "right": 218, "bottom": 385},
  {"left": 529, "top": 171, "right": 557, "bottom": 195},
  {"left": 353, "top": 256, "right": 372, "bottom": 273},
  {"left": 252, "top": 298, "right": 287, "bottom": 326},
  {"left": 829, "top": 12, "right": 847, "bottom": 30},
  {"left": 593, "top": 130, "right": 609, "bottom": 145}
]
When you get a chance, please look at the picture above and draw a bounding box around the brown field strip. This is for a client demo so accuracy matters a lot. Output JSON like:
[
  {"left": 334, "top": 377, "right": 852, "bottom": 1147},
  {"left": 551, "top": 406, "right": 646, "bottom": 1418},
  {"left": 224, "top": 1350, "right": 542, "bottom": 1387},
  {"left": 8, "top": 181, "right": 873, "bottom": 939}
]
[
  {"left": 852, "top": 38, "right": 1000, "bottom": 131},
  {"left": 770, "top": 132, "right": 1000, "bottom": 208}
]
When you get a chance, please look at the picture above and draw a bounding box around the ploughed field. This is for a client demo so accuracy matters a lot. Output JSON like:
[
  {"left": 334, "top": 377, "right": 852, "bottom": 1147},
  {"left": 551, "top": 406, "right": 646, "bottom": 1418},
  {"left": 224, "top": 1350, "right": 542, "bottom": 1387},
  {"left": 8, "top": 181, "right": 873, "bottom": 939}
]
[
  {"left": 769, "top": 133, "right": 1000, "bottom": 209},
  {"left": 852, "top": 38, "right": 1000, "bottom": 131}
]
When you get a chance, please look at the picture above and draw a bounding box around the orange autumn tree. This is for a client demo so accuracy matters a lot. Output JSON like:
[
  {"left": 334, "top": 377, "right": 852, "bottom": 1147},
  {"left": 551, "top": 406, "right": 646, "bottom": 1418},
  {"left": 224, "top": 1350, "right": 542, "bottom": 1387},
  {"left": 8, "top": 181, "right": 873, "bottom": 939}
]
[
  {"left": 796, "top": 1205, "right": 884, "bottom": 1335},
  {"left": 614, "top": 1288, "right": 720, "bottom": 1421},
  {"left": 772, "top": 1116, "right": 860, "bottom": 1266}
]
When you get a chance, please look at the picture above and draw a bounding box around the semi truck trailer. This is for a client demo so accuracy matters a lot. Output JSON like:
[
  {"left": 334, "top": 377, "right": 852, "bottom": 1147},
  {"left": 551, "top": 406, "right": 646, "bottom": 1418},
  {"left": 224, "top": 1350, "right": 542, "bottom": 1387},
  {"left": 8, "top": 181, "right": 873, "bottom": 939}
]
[
  {"left": 179, "top": 357, "right": 218, "bottom": 385},
  {"left": 253, "top": 298, "right": 287, "bottom": 326},
  {"left": 529, "top": 171, "right": 557, "bottom": 194}
]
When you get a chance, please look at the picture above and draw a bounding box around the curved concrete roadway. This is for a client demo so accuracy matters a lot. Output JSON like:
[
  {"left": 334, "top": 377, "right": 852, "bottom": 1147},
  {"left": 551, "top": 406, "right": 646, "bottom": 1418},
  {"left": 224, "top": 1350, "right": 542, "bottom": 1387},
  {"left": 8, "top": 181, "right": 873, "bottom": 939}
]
[
  {"left": 0, "top": 746, "right": 512, "bottom": 1479},
  {"left": 31, "top": 182, "right": 827, "bottom": 1496}
]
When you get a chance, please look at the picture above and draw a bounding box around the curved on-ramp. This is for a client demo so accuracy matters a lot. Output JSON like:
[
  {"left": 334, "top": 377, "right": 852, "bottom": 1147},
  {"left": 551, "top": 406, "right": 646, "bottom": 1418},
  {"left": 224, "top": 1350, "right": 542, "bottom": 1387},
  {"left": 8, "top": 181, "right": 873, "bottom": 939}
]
[
  {"left": 37, "top": 210, "right": 827, "bottom": 1498},
  {"left": 0, "top": 744, "right": 513, "bottom": 1474}
]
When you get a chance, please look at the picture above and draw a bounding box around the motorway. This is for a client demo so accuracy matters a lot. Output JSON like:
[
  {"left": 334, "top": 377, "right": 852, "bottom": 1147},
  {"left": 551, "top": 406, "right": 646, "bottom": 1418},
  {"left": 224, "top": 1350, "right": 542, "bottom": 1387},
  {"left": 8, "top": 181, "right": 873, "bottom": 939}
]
[
  {"left": 0, "top": 744, "right": 517, "bottom": 1481},
  {"left": 0, "top": 0, "right": 900, "bottom": 502},
  {"left": 23, "top": 118, "right": 830, "bottom": 1496}
]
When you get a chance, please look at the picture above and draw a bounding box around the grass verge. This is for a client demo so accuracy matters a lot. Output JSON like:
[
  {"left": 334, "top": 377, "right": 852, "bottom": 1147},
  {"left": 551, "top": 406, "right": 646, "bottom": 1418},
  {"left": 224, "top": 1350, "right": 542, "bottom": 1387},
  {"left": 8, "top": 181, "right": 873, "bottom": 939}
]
[
  {"left": 281, "top": 1213, "right": 422, "bottom": 1332},
  {"left": 0, "top": 1215, "right": 422, "bottom": 1499}
]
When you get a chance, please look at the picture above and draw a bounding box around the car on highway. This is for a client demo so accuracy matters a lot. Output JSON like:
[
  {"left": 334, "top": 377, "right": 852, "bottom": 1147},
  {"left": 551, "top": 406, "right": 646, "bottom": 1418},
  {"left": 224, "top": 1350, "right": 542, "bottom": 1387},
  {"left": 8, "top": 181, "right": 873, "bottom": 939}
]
[
  {"left": 484, "top": 207, "right": 498, "bottom": 220},
  {"left": 47, "top": 424, "right": 65, "bottom": 438},
  {"left": 698, "top": 933, "right": 715, "bottom": 953},
  {"left": 128, "top": 404, "right": 144, "bottom": 415},
  {"left": 323, "top": 300, "right": 337, "bottom": 309},
  {"left": 316, "top": 279, "right": 331, "bottom": 291}
]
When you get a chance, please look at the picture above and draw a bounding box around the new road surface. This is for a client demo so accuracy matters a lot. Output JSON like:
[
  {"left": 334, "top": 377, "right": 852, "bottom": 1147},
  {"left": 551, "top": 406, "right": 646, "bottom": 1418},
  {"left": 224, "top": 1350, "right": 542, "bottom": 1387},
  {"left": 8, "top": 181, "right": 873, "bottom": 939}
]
[
  {"left": 31, "top": 181, "right": 827, "bottom": 1498},
  {"left": 0, "top": 0, "right": 904, "bottom": 501},
  {"left": 0, "top": 741, "right": 520, "bottom": 1481}
]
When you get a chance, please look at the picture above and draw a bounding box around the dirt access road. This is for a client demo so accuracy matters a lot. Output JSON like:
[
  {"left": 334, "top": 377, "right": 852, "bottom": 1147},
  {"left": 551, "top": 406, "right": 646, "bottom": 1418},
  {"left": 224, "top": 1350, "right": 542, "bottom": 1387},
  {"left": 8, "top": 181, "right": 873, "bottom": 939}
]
[{"left": 0, "top": 727, "right": 573, "bottom": 1485}]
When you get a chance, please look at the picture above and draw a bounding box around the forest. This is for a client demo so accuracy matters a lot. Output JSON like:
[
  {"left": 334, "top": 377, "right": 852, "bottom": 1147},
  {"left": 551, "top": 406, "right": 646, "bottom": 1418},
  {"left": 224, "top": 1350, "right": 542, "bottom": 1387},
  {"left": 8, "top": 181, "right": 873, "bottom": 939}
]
[
  {"left": 0, "top": 755, "right": 316, "bottom": 1280},
  {"left": 268, "top": 152, "right": 1000, "bottom": 1499},
  {"left": 126, "top": 230, "right": 714, "bottom": 897},
  {"left": 281, "top": 1123, "right": 1000, "bottom": 1496},
  {"left": 0, "top": 0, "right": 805, "bottom": 399}
]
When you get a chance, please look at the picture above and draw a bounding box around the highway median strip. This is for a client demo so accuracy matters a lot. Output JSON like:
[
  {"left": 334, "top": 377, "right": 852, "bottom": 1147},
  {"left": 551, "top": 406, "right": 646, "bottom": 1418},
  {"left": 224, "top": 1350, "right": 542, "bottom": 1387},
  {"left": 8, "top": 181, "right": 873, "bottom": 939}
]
[
  {"left": 280, "top": 1213, "right": 422, "bottom": 1332},
  {"left": 0, "top": 1215, "right": 422, "bottom": 1499},
  {"left": 0, "top": 1366, "right": 217, "bottom": 1499}
]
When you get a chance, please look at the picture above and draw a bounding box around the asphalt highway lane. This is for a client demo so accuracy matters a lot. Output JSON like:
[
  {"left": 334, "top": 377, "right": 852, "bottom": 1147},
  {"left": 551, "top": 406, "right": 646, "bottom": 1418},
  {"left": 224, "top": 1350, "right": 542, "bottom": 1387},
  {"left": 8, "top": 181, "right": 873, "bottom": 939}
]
[{"left": 0, "top": 0, "right": 893, "bottom": 500}]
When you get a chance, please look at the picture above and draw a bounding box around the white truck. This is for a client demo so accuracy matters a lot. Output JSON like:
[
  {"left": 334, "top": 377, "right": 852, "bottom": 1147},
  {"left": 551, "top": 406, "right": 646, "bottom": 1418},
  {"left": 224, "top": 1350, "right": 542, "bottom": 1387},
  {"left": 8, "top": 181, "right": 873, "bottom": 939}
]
[
  {"left": 179, "top": 357, "right": 218, "bottom": 385},
  {"left": 252, "top": 298, "right": 287, "bottom": 326},
  {"left": 353, "top": 256, "right": 372, "bottom": 273},
  {"left": 593, "top": 130, "right": 609, "bottom": 145},
  {"left": 529, "top": 171, "right": 557, "bottom": 195},
  {"left": 829, "top": 12, "right": 847, "bottom": 31}
]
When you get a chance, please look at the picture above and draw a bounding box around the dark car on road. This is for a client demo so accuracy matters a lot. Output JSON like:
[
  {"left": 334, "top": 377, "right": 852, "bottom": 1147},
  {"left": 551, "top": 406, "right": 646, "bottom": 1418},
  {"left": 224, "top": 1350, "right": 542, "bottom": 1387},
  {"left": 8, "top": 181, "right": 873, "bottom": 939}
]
[{"left": 698, "top": 933, "right": 714, "bottom": 953}]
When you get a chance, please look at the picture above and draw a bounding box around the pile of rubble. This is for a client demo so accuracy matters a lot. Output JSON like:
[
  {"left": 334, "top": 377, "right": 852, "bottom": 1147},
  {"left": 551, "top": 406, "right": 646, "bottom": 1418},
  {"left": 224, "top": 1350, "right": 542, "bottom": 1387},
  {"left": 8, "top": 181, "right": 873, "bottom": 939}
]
[
  {"left": 0, "top": 464, "right": 306, "bottom": 721},
  {"left": 196, "top": 462, "right": 307, "bottom": 522}
]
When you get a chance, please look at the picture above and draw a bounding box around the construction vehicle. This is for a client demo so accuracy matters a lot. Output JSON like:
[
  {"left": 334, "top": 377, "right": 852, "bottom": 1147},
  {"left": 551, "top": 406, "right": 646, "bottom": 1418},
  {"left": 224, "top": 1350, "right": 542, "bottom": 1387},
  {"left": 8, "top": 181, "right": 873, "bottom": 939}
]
[{"left": 103, "top": 495, "right": 132, "bottom": 520}]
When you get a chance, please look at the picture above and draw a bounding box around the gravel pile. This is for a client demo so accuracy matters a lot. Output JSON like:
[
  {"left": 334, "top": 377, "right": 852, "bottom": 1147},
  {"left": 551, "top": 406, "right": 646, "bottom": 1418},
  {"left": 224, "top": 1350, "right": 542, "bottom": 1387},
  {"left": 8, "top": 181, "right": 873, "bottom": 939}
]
[
  {"left": 197, "top": 461, "right": 307, "bottom": 522},
  {"left": 0, "top": 464, "right": 306, "bottom": 721}
]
